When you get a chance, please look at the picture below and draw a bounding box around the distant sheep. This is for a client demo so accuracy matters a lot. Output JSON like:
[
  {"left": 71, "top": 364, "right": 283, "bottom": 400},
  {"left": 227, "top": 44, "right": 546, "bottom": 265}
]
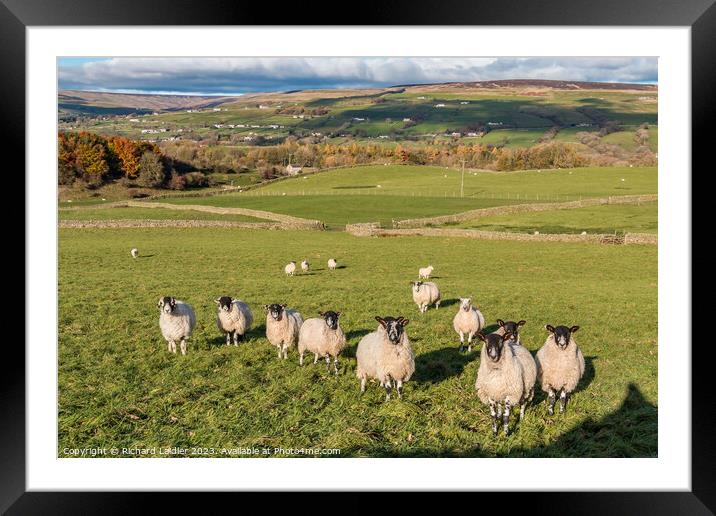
[
  {"left": 475, "top": 331, "right": 526, "bottom": 436},
  {"left": 264, "top": 303, "right": 303, "bottom": 359},
  {"left": 356, "top": 316, "right": 414, "bottom": 400},
  {"left": 285, "top": 261, "right": 297, "bottom": 276},
  {"left": 297, "top": 311, "right": 346, "bottom": 374},
  {"left": 131, "top": 248, "right": 139, "bottom": 258},
  {"left": 452, "top": 297, "right": 485, "bottom": 352},
  {"left": 410, "top": 281, "right": 441, "bottom": 313},
  {"left": 157, "top": 296, "right": 196, "bottom": 356},
  {"left": 418, "top": 265, "right": 434, "bottom": 279},
  {"left": 535, "top": 325, "right": 585, "bottom": 415},
  {"left": 327, "top": 258, "right": 338, "bottom": 270},
  {"left": 301, "top": 260, "right": 310, "bottom": 273},
  {"left": 215, "top": 296, "right": 253, "bottom": 345}
]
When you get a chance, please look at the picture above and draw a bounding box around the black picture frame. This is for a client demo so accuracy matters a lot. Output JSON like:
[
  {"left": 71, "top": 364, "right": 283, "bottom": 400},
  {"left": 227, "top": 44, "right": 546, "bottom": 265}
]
[{"left": 5, "top": 0, "right": 710, "bottom": 512}]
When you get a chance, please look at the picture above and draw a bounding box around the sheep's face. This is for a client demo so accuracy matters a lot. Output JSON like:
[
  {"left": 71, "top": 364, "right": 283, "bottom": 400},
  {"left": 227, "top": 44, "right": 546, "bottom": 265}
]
[
  {"left": 265, "top": 303, "right": 286, "bottom": 321},
  {"left": 158, "top": 296, "right": 176, "bottom": 314},
  {"left": 459, "top": 298, "right": 473, "bottom": 312},
  {"left": 376, "top": 316, "right": 410, "bottom": 344},
  {"left": 479, "top": 332, "right": 513, "bottom": 362},
  {"left": 498, "top": 319, "right": 526, "bottom": 341},
  {"left": 546, "top": 324, "right": 579, "bottom": 349},
  {"left": 320, "top": 311, "right": 340, "bottom": 330},
  {"left": 411, "top": 281, "right": 423, "bottom": 292},
  {"left": 215, "top": 296, "right": 233, "bottom": 312}
]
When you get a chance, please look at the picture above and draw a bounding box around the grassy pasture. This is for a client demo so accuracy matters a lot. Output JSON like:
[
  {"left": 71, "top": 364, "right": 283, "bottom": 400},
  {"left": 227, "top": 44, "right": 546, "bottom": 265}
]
[
  {"left": 58, "top": 227, "right": 657, "bottom": 457},
  {"left": 452, "top": 201, "right": 658, "bottom": 234},
  {"left": 58, "top": 207, "right": 270, "bottom": 223}
]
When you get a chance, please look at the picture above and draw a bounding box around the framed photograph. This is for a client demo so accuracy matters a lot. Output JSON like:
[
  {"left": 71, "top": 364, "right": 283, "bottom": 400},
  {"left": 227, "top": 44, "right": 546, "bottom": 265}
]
[{"left": 7, "top": 0, "right": 710, "bottom": 511}]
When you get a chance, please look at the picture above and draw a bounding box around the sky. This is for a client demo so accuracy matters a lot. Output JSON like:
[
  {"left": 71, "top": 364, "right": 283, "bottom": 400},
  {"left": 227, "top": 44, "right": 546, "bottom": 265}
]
[{"left": 58, "top": 57, "right": 657, "bottom": 96}]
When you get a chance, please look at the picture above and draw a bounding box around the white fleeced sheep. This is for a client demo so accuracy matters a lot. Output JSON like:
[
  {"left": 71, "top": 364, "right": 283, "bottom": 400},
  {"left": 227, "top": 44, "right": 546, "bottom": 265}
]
[
  {"left": 418, "top": 265, "right": 434, "bottom": 279},
  {"left": 215, "top": 296, "right": 253, "bottom": 345},
  {"left": 356, "top": 316, "right": 414, "bottom": 400},
  {"left": 535, "top": 325, "right": 585, "bottom": 415},
  {"left": 494, "top": 320, "right": 537, "bottom": 418},
  {"left": 131, "top": 248, "right": 139, "bottom": 258},
  {"left": 327, "top": 258, "right": 338, "bottom": 270},
  {"left": 475, "top": 331, "right": 527, "bottom": 436},
  {"left": 157, "top": 296, "right": 196, "bottom": 356},
  {"left": 452, "top": 297, "right": 486, "bottom": 352},
  {"left": 297, "top": 311, "right": 346, "bottom": 374},
  {"left": 410, "top": 281, "right": 441, "bottom": 313},
  {"left": 264, "top": 303, "right": 303, "bottom": 359},
  {"left": 301, "top": 260, "right": 310, "bottom": 273},
  {"left": 284, "top": 261, "right": 296, "bottom": 276}
]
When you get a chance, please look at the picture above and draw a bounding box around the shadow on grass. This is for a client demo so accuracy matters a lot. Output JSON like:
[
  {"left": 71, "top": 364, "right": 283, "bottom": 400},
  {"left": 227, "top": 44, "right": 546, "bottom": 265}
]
[
  {"left": 439, "top": 298, "right": 460, "bottom": 309},
  {"left": 341, "top": 382, "right": 657, "bottom": 457},
  {"left": 413, "top": 345, "right": 479, "bottom": 384},
  {"left": 138, "top": 254, "right": 156, "bottom": 259}
]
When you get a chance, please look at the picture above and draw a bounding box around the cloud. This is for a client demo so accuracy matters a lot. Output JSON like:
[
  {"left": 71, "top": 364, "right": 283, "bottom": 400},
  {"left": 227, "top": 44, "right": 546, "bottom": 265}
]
[{"left": 58, "top": 57, "right": 657, "bottom": 94}]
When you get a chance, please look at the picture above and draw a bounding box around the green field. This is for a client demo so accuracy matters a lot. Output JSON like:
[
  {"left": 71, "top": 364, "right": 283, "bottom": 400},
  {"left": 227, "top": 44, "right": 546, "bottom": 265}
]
[
  {"left": 58, "top": 206, "right": 270, "bottom": 223},
  {"left": 452, "top": 201, "right": 658, "bottom": 234},
  {"left": 58, "top": 227, "right": 657, "bottom": 457}
]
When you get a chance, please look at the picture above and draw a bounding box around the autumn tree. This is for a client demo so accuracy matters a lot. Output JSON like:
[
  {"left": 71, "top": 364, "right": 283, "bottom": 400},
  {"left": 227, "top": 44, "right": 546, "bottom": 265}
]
[{"left": 137, "top": 151, "right": 166, "bottom": 187}]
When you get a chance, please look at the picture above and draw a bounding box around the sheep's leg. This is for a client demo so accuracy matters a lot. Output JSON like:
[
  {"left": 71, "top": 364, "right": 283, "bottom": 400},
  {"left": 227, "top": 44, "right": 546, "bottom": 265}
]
[
  {"left": 489, "top": 401, "right": 498, "bottom": 435},
  {"left": 167, "top": 340, "right": 172, "bottom": 352},
  {"left": 396, "top": 380, "right": 403, "bottom": 399},
  {"left": 226, "top": 332, "right": 231, "bottom": 346},
  {"left": 299, "top": 352, "right": 304, "bottom": 366},
  {"left": 384, "top": 380, "right": 392, "bottom": 401},
  {"left": 333, "top": 357, "right": 339, "bottom": 375},
  {"left": 435, "top": 300, "right": 441, "bottom": 309},
  {"left": 313, "top": 353, "right": 319, "bottom": 365},
  {"left": 180, "top": 338, "right": 187, "bottom": 356},
  {"left": 467, "top": 332, "right": 474, "bottom": 353},
  {"left": 458, "top": 332, "right": 464, "bottom": 353},
  {"left": 170, "top": 340, "right": 177, "bottom": 353},
  {"left": 282, "top": 345, "right": 288, "bottom": 360},
  {"left": 520, "top": 403, "right": 526, "bottom": 421},
  {"left": 547, "top": 388, "right": 556, "bottom": 416},
  {"left": 559, "top": 390, "right": 568, "bottom": 414},
  {"left": 360, "top": 377, "right": 366, "bottom": 393},
  {"left": 324, "top": 354, "right": 331, "bottom": 371},
  {"left": 503, "top": 400, "right": 511, "bottom": 436}
]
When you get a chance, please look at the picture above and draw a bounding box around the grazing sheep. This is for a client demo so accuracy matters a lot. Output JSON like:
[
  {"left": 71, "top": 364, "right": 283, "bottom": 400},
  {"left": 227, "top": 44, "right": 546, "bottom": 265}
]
[
  {"left": 452, "top": 297, "right": 485, "bottom": 353},
  {"left": 327, "top": 258, "right": 338, "bottom": 270},
  {"left": 418, "top": 265, "right": 434, "bottom": 279},
  {"left": 130, "top": 248, "right": 139, "bottom": 258},
  {"left": 410, "top": 281, "right": 441, "bottom": 313},
  {"left": 264, "top": 303, "right": 303, "bottom": 359},
  {"left": 297, "top": 311, "right": 346, "bottom": 374},
  {"left": 301, "top": 260, "right": 310, "bottom": 273},
  {"left": 284, "top": 261, "right": 297, "bottom": 276},
  {"left": 356, "top": 316, "right": 414, "bottom": 400},
  {"left": 475, "top": 331, "right": 527, "bottom": 436},
  {"left": 494, "top": 319, "right": 537, "bottom": 419},
  {"left": 157, "top": 296, "right": 196, "bottom": 356},
  {"left": 215, "top": 296, "right": 253, "bottom": 345},
  {"left": 535, "top": 325, "right": 585, "bottom": 415}
]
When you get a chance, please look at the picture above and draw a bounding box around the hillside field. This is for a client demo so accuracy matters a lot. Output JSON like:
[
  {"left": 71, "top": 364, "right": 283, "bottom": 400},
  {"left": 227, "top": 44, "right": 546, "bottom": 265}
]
[{"left": 58, "top": 227, "right": 657, "bottom": 457}]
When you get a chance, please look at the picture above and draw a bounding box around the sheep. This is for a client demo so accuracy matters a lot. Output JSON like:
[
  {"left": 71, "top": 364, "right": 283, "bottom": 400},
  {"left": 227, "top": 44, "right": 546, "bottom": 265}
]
[
  {"left": 301, "top": 260, "right": 310, "bottom": 273},
  {"left": 418, "top": 264, "right": 434, "bottom": 279},
  {"left": 452, "top": 297, "right": 485, "bottom": 353},
  {"left": 131, "top": 248, "right": 139, "bottom": 258},
  {"left": 494, "top": 319, "right": 537, "bottom": 419},
  {"left": 410, "top": 281, "right": 441, "bottom": 313},
  {"left": 284, "top": 261, "right": 297, "bottom": 276},
  {"left": 356, "top": 316, "right": 414, "bottom": 400},
  {"left": 535, "top": 324, "right": 585, "bottom": 415},
  {"left": 297, "top": 311, "right": 346, "bottom": 374},
  {"left": 263, "top": 303, "right": 303, "bottom": 359},
  {"left": 475, "top": 331, "right": 526, "bottom": 436},
  {"left": 215, "top": 296, "right": 253, "bottom": 345},
  {"left": 157, "top": 296, "right": 196, "bottom": 356},
  {"left": 327, "top": 258, "right": 338, "bottom": 270}
]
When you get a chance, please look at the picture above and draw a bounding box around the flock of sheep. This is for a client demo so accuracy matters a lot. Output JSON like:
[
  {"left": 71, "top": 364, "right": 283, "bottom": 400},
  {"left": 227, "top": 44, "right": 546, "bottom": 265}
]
[{"left": 152, "top": 251, "right": 585, "bottom": 437}]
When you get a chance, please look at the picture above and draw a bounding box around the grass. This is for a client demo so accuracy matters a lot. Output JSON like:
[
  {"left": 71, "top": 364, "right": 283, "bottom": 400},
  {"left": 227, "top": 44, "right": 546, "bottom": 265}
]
[
  {"left": 58, "top": 206, "right": 270, "bottom": 223},
  {"left": 58, "top": 227, "right": 657, "bottom": 457},
  {"left": 452, "top": 201, "right": 658, "bottom": 234}
]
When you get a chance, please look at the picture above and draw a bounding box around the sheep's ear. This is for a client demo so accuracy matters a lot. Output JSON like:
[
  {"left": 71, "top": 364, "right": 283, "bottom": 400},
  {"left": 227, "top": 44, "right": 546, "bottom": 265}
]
[
  {"left": 518, "top": 320, "right": 527, "bottom": 327},
  {"left": 335, "top": 312, "right": 341, "bottom": 317},
  {"left": 545, "top": 324, "right": 555, "bottom": 333},
  {"left": 318, "top": 311, "right": 325, "bottom": 317},
  {"left": 497, "top": 319, "right": 505, "bottom": 327},
  {"left": 477, "top": 333, "right": 487, "bottom": 342},
  {"left": 375, "top": 316, "right": 386, "bottom": 328},
  {"left": 570, "top": 325, "right": 580, "bottom": 333},
  {"left": 262, "top": 304, "right": 269, "bottom": 311},
  {"left": 400, "top": 318, "right": 409, "bottom": 327},
  {"left": 281, "top": 304, "right": 287, "bottom": 309},
  {"left": 157, "top": 299, "right": 163, "bottom": 308},
  {"left": 215, "top": 298, "right": 222, "bottom": 305},
  {"left": 502, "top": 332, "right": 513, "bottom": 342},
  {"left": 170, "top": 297, "right": 176, "bottom": 305}
]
